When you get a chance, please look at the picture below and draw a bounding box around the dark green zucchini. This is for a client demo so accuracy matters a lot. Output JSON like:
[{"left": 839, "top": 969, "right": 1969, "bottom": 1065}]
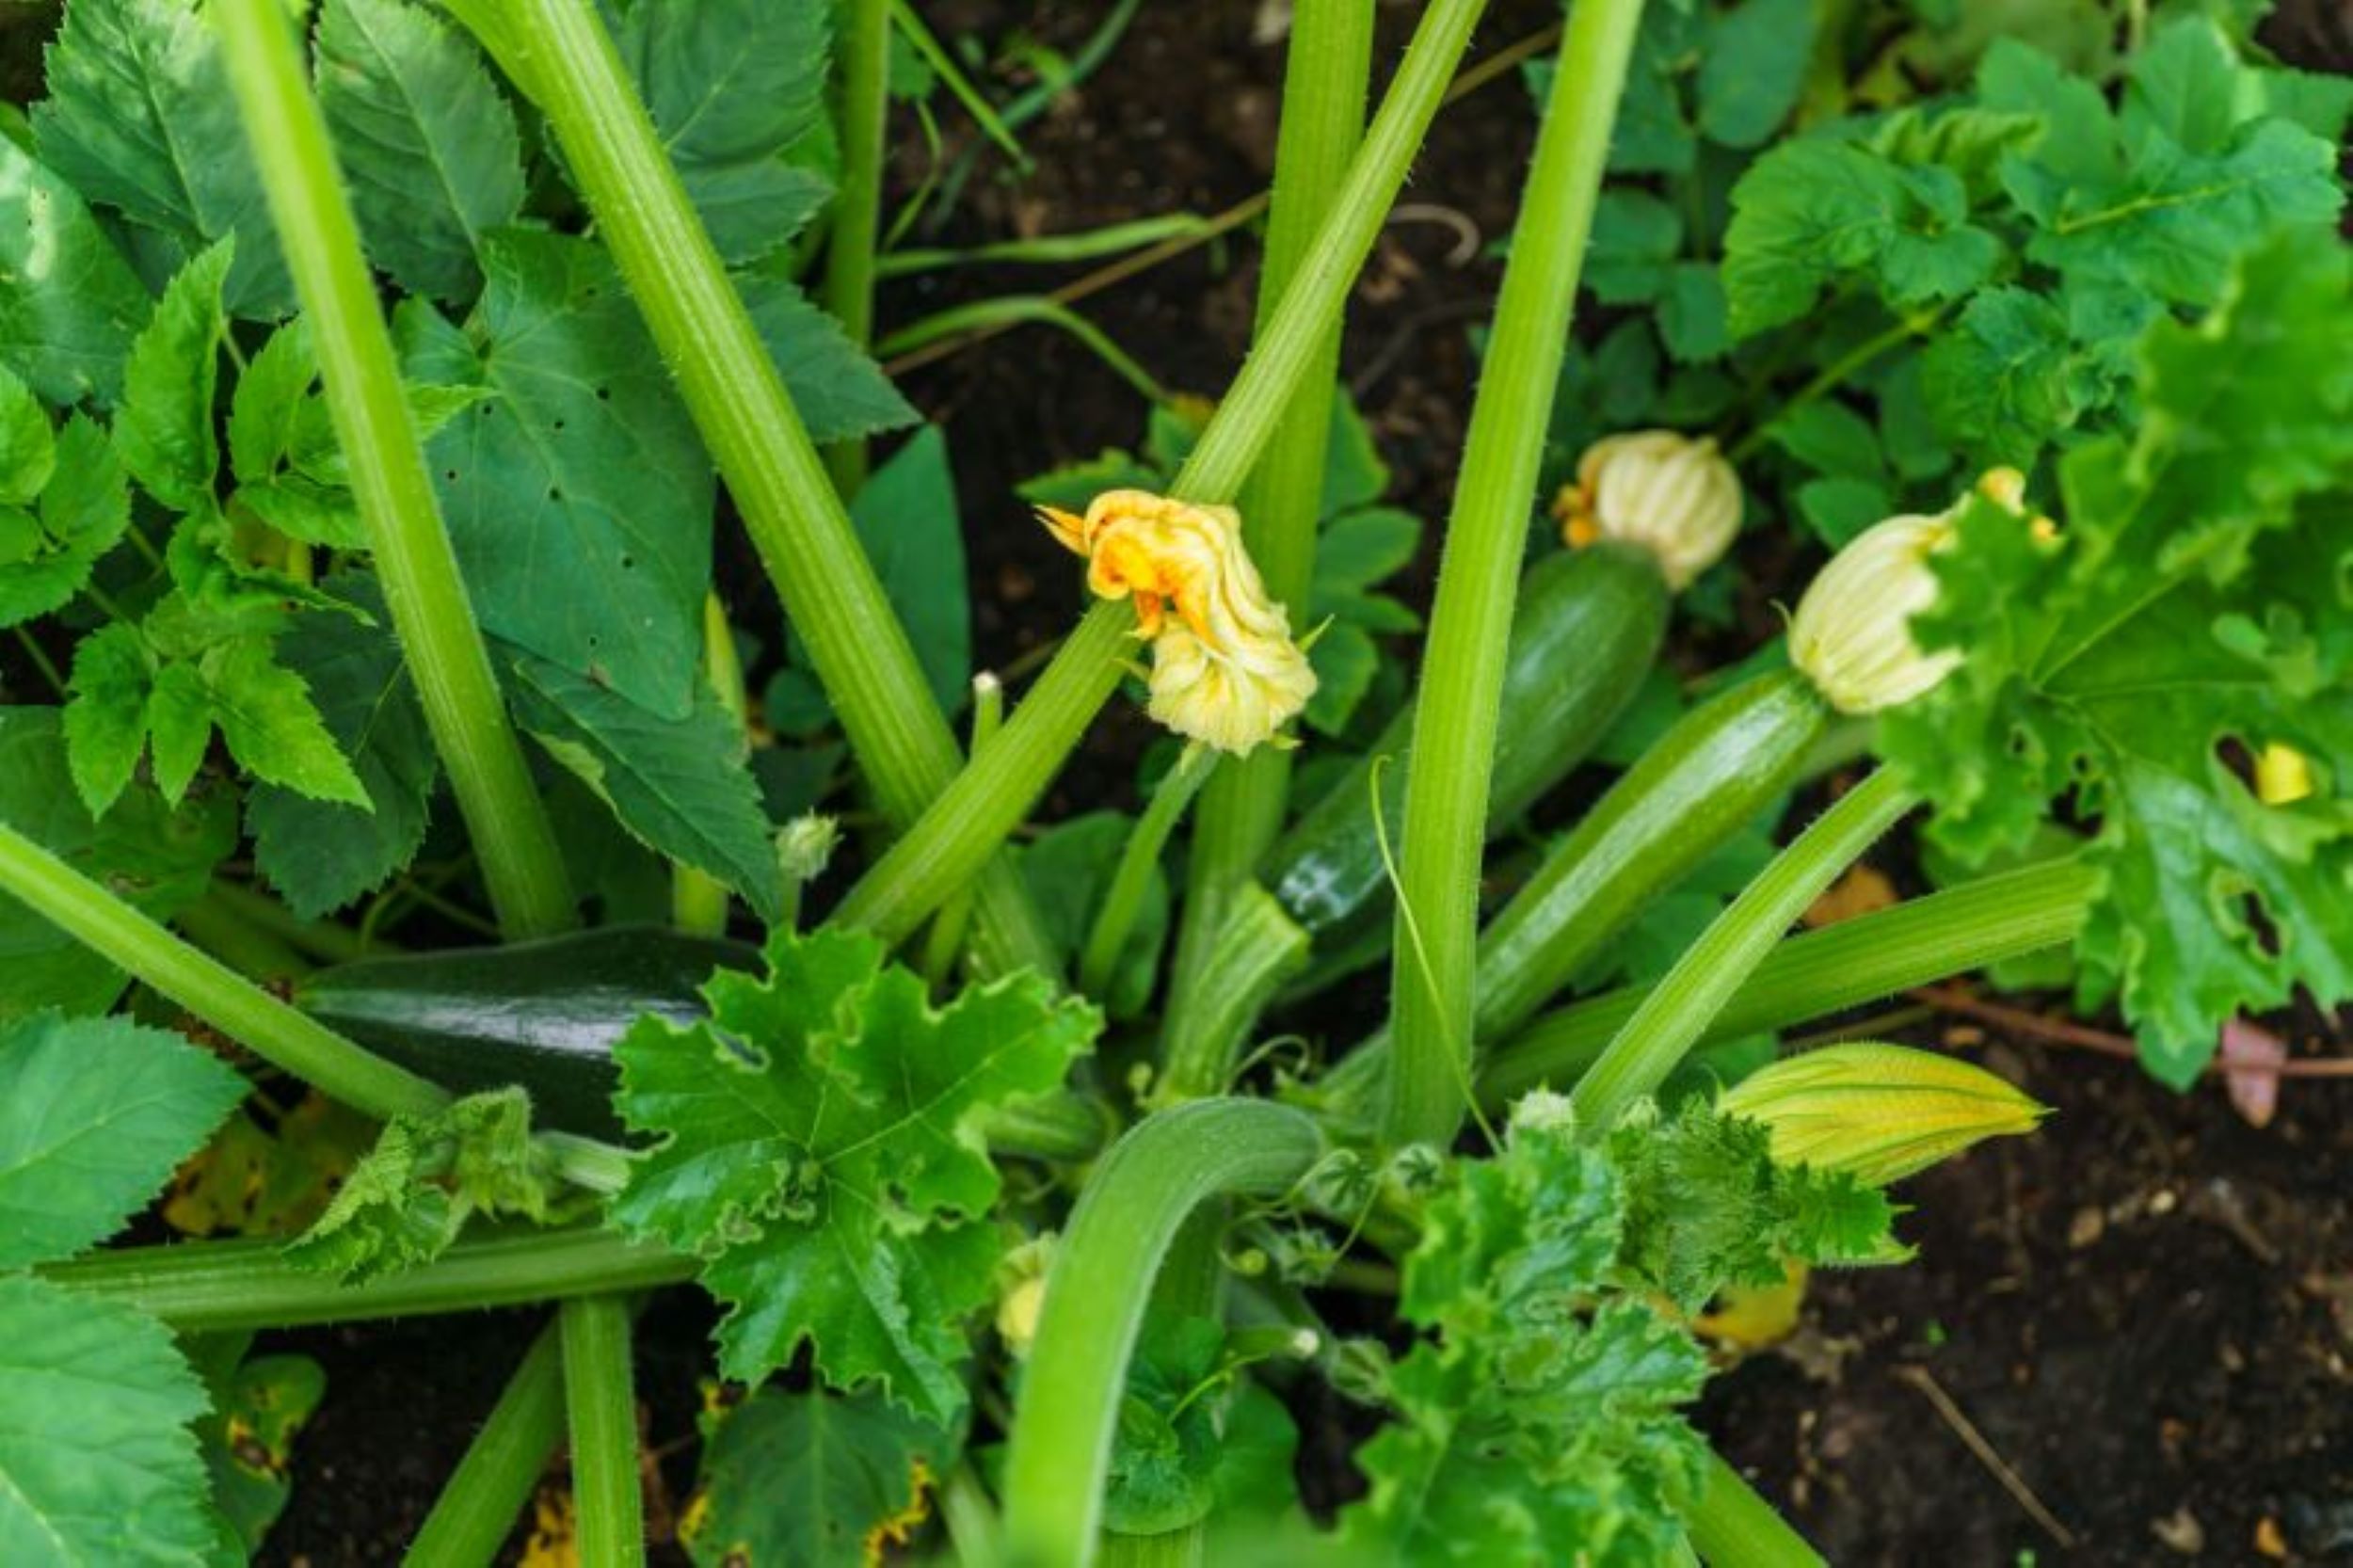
[
  {"left": 295, "top": 927, "right": 757, "bottom": 1138},
  {"left": 1265, "top": 541, "right": 1670, "bottom": 957}
]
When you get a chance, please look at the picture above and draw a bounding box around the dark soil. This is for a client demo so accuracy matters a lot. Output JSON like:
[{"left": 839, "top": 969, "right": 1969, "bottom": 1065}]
[{"left": 4, "top": 0, "right": 2345, "bottom": 1560}]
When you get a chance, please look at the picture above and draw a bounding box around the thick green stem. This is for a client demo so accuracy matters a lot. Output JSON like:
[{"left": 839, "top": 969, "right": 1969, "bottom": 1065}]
[
  {"left": 1481, "top": 855, "right": 2099, "bottom": 1101},
  {"left": 404, "top": 1320, "right": 566, "bottom": 1568},
  {"left": 1570, "top": 770, "right": 1919, "bottom": 1133},
  {"left": 1686, "top": 1450, "right": 1826, "bottom": 1567},
  {"left": 471, "top": 0, "right": 1058, "bottom": 980},
  {"left": 1154, "top": 883, "right": 1309, "bottom": 1103},
  {"left": 174, "top": 893, "right": 307, "bottom": 982},
  {"left": 0, "top": 819, "right": 632, "bottom": 1192},
  {"left": 212, "top": 0, "right": 576, "bottom": 939},
  {"left": 822, "top": 0, "right": 890, "bottom": 493},
  {"left": 1080, "top": 743, "right": 1217, "bottom": 1000},
  {"left": 1000, "top": 1101, "right": 1321, "bottom": 1568},
  {"left": 672, "top": 595, "right": 748, "bottom": 936},
  {"left": 43, "top": 1228, "right": 692, "bottom": 1332},
  {"left": 921, "top": 673, "right": 1004, "bottom": 986},
  {"left": 561, "top": 1296, "right": 645, "bottom": 1567},
  {"left": 205, "top": 880, "right": 380, "bottom": 965},
  {"left": 0, "top": 818, "right": 445, "bottom": 1121},
  {"left": 1385, "top": 0, "right": 1649, "bottom": 1149},
  {"left": 1177, "top": 0, "right": 1375, "bottom": 965},
  {"left": 834, "top": 0, "right": 1493, "bottom": 951}
]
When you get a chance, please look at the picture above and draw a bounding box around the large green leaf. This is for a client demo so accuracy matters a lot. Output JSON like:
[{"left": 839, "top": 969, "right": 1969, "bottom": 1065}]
[
  {"left": 0, "top": 1274, "right": 218, "bottom": 1564},
  {"left": 506, "top": 648, "right": 782, "bottom": 924},
  {"left": 248, "top": 578, "right": 439, "bottom": 919},
  {"left": 611, "top": 928, "right": 1097, "bottom": 1422},
  {"left": 0, "top": 1010, "right": 248, "bottom": 1270},
  {"left": 1881, "top": 232, "right": 2353, "bottom": 1082},
  {"left": 619, "top": 0, "right": 834, "bottom": 264},
  {"left": 316, "top": 0, "right": 525, "bottom": 302},
  {"left": 765, "top": 425, "right": 965, "bottom": 735},
  {"left": 30, "top": 0, "right": 287, "bottom": 316},
  {"left": 0, "top": 136, "right": 152, "bottom": 407},
  {"left": 0, "top": 707, "right": 235, "bottom": 1022},
  {"left": 398, "top": 230, "right": 713, "bottom": 716},
  {"left": 740, "top": 271, "right": 921, "bottom": 445},
  {"left": 682, "top": 1386, "right": 952, "bottom": 1568}
]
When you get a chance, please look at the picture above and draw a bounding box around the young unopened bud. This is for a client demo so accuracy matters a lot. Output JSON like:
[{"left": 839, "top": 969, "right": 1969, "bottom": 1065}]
[
  {"left": 1553, "top": 430, "right": 1742, "bottom": 590},
  {"left": 2257, "top": 743, "right": 2314, "bottom": 806},
  {"left": 1789, "top": 510, "right": 1961, "bottom": 714},
  {"left": 776, "top": 813, "right": 840, "bottom": 886},
  {"left": 994, "top": 1235, "right": 1056, "bottom": 1358},
  {"left": 1717, "top": 1042, "right": 2046, "bottom": 1186}
]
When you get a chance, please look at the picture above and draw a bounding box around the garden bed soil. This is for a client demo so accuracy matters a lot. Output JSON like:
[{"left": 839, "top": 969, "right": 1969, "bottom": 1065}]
[{"left": 0, "top": 0, "right": 2338, "bottom": 1559}]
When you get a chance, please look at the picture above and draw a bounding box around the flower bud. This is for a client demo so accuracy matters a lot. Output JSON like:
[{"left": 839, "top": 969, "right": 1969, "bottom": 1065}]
[
  {"left": 1717, "top": 1042, "right": 2046, "bottom": 1186},
  {"left": 1039, "top": 489, "right": 1317, "bottom": 754},
  {"left": 775, "top": 813, "right": 840, "bottom": 887},
  {"left": 1553, "top": 430, "right": 1742, "bottom": 590},
  {"left": 994, "top": 1235, "right": 1056, "bottom": 1358},
  {"left": 1788, "top": 510, "right": 1962, "bottom": 714},
  {"left": 2256, "top": 743, "right": 2314, "bottom": 806}
]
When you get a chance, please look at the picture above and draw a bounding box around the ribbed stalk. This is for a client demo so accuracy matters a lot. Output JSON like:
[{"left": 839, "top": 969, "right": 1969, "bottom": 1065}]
[
  {"left": 403, "top": 1320, "right": 566, "bottom": 1568},
  {"left": 1685, "top": 1450, "right": 1826, "bottom": 1568},
  {"left": 1480, "top": 856, "right": 2098, "bottom": 1101},
  {"left": 0, "top": 818, "right": 445, "bottom": 1121},
  {"left": 1385, "top": 0, "right": 1650, "bottom": 1148},
  {"left": 671, "top": 595, "right": 748, "bottom": 936},
  {"left": 460, "top": 0, "right": 1058, "bottom": 979},
  {"left": 1080, "top": 742, "right": 1217, "bottom": 1000},
  {"left": 1570, "top": 770, "right": 1918, "bottom": 1133},
  {"left": 833, "top": 0, "right": 1494, "bottom": 951},
  {"left": 561, "top": 1296, "right": 645, "bottom": 1567},
  {"left": 1000, "top": 1101, "right": 1322, "bottom": 1568},
  {"left": 821, "top": 0, "right": 890, "bottom": 492},
  {"left": 212, "top": 0, "right": 575, "bottom": 938},
  {"left": 1172, "top": 0, "right": 1376, "bottom": 1029},
  {"left": 1153, "top": 883, "right": 1309, "bottom": 1103},
  {"left": 43, "top": 1228, "right": 692, "bottom": 1331}
]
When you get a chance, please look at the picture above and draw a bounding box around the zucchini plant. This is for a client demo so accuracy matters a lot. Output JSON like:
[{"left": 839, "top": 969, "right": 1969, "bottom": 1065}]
[{"left": 0, "top": 0, "right": 2345, "bottom": 1563}]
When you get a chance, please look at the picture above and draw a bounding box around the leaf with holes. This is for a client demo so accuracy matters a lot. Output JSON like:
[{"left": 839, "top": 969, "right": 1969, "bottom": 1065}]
[{"left": 398, "top": 229, "right": 715, "bottom": 717}]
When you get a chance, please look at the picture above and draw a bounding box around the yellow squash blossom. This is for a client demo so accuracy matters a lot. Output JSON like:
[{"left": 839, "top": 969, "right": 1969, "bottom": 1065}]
[
  {"left": 1039, "top": 489, "right": 1317, "bottom": 754},
  {"left": 1553, "top": 429, "right": 1743, "bottom": 589}
]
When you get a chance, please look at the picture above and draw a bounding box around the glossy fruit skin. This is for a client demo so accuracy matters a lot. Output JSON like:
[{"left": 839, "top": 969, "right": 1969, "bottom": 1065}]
[
  {"left": 1472, "top": 667, "right": 1832, "bottom": 1042},
  {"left": 1265, "top": 541, "right": 1670, "bottom": 961},
  {"left": 296, "top": 926, "right": 757, "bottom": 1137}
]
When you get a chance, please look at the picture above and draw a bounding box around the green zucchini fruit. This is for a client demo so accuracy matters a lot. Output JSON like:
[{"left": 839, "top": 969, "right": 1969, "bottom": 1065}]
[
  {"left": 1471, "top": 666, "right": 1832, "bottom": 1041},
  {"left": 1317, "top": 667, "right": 1833, "bottom": 1115},
  {"left": 1265, "top": 541, "right": 1670, "bottom": 950},
  {"left": 295, "top": 927, "right": 756, "bottom": 1138}
]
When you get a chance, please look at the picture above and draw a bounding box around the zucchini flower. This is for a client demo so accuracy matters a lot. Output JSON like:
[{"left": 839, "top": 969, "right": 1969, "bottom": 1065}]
[
  {"left": 1553, "top": 429, "right": 1742, "bottom": 589},
  {"left": 1791, "top": 470, "right": 2044, "bottom": 714},
  {"left": 1039, "top": 489, "right": 1317, "bottom": 755},
  {"left": 1789, "top": 509, "right": 1961, "bottom": 714},
  {"left": 1718, "top": 1042, "right": 2045, "bottom": 1187}
]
